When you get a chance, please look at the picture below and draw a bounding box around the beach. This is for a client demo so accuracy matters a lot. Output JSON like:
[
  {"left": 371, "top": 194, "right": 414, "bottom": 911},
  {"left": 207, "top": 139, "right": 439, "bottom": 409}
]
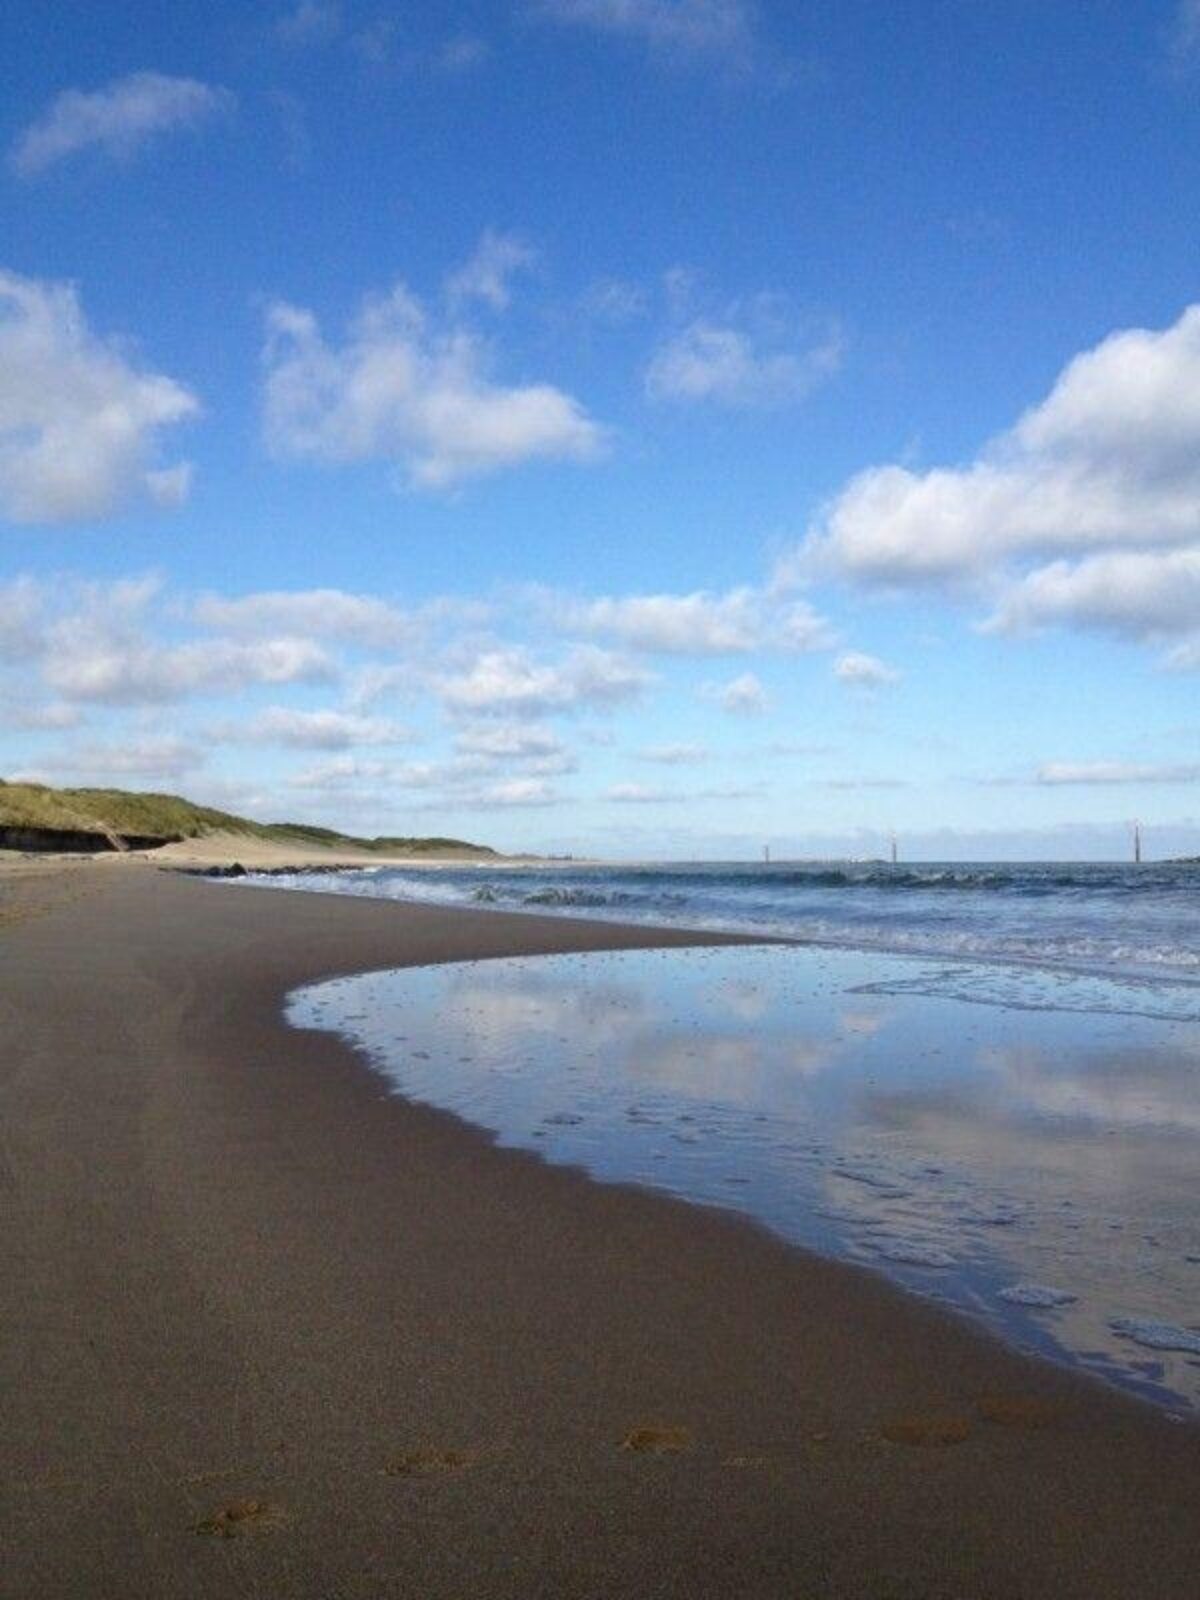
[{"left": 4, "top": 862, "right": 1200, "bottom": 1600}]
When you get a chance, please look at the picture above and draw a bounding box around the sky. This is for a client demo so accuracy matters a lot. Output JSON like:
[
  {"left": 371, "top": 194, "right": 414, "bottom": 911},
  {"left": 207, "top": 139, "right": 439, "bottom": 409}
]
[{"left": 3, "top": 0, "right": 1200, "bottom": 860}]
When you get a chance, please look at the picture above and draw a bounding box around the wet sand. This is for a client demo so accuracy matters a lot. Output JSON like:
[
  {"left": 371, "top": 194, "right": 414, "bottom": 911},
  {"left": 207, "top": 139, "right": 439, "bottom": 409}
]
[{"left": 3, "top": 864, "right": 1199, "bottom": 1599}]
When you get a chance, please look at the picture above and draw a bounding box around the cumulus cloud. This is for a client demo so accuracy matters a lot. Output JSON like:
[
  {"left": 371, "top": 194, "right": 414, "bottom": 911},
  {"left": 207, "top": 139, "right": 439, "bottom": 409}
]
[
  {"left": 36, "top": 735, "right": 204, "bottom": 781},
  {"left": 478, "top": 776, "right": 562, "bottom": 806},
  {"left": 287, "top": 754, "right": 392, "bottom": 790},
  {"left": 285, "top": 753, "right": 566, "bottom": 810},
  {"left": 453, "top": 722, "right": 576, "bottom": 774},
  {"left": 0, "top": 698, "right": 81, "bottom": 732},
  {"left": 704, "top": 670, "right": 766, "bottom": 714},
  {"left": 1036, "top": 761, "right": 1200, "bottom": 786},
  {"left": 801, "top": 305, "right": 1200, "bottom": 666},
  {"left": 0, "top": 577, "right": 42, "bottom": 661},
  {"left": 438, "top": 646, "right": 649, "bottom": 716},
  {"left": 229, "top": 707, "right": 409, "bottom": 749},
  {"left": 531, "top": 0, "right": 756, "bottom": 62},
  {"left": 194, "top": 587, "right": 417, "bottom": 648},
  {"left": 556, "top": 586, "right": 834, "bottom": 655},
  {"left": 34, "top": 578, "right": 337, "bottom": 706},
  {"left": 262, "top": 282, "right": 604, "bottom": 490},
  {"left": 0, "top": 270, "right": 198, "bottom": 523},
  {"left": 48, "top": 633, "right": 337, "bottom": 706},
  {"left": 446, "top": 230, "right": 536, "bottom": 311},
  {"left": 10, "top": 72, "right": 232, "bottom": 177},
  {"left": 833, "top": 650, "right": 900, "bottom": 688},
  {"left": 646, "top": 316, "right": 842, "bottom": 407},
  {"left": 986, "top": 548, "right": 1200, "bottom": 641}
]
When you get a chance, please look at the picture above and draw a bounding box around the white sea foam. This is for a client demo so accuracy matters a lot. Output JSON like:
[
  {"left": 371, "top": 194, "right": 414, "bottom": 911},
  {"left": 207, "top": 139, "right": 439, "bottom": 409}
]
[
  {"left": 870, "top": 1239, "right": 955, "bottom": 1268},
  {"left": 999, "top": 1284, "right": 1077, "bottom": 1308},
  {"left": 1109, "top": 1318, "right": 1200, "bottom": 1354}
]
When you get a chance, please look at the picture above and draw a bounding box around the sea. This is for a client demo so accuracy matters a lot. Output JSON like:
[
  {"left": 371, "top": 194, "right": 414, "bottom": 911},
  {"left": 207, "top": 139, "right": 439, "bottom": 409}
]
[
  {"left": 255, "top": 858, "right": 1200, "bottom": 994},
  {"left": 250, "top": 859, "right": 1200, "bottom": 1414}
]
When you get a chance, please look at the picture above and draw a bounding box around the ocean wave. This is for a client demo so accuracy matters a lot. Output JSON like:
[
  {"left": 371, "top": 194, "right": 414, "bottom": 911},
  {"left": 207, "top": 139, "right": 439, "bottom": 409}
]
[{"left": 239, "top": 859, "right": 1200, "bottom": 994}]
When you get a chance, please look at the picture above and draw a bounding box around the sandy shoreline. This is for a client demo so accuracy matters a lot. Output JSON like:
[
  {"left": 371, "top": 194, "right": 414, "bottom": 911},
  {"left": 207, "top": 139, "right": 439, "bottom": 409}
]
[{"left": 3, "top": 865, "right": 1199, "bottom": 1599}]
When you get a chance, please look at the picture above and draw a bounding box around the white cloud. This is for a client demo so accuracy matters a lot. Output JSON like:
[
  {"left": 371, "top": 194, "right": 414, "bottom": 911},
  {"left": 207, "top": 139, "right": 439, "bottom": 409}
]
[
  {"left": 0, "top": 698, "right": 81, "bottom": 732},
  {"left": 802, "top": 306, "right": 1200, "bottom": 667},
  {"left": 48, "top": 634, "right": 338, "bottom": 706},
  {"left": 11, "top": 72, "right": 232, "bottom": 177},
  {"left": 439, "top": 646, "right": 649, "bottom": 716},
  {"left": 232, "top": 708, "right": 409, "bottom": 749},
  {"left": 607, "top": 782, "right": 672, "bottom": 802},
  {"left": 478, "top": 776, "right": 562, "bottom": 807},
  {"left": 285, "top": 754, "right": 565, "bottom": 810},
  {"left": 144, "top": 462, "right": 194, "bottom": 506},
  {"left": 194, "top": 587, "right": 417, "bottom": 648},
  {"left": 275, "top": 1, "right": 342, "bottom": 46},
  {"left": 38, "top": 580, "right": 337, "bottom": 705},
  {"left": 833, "top": 650, "right": 900, "bottom": 688},
  {"left": 704, "top": 670, "right": 766, "bottom": 715},
  {"left": 287, "top": 754, "right": 392, "bottom": 790},
  {"left": 557, "top": 586, "right": 834, "bottom": 655},
  {"left": 453, "top": 722, "right": 575, "bottom": 774},
  {"left": 455, "top": 722, "right": 561, "bottom": 759},
  {"left": 0, "top": 270, "right": 198, "bottom": 523},
  {"left": 646, "top": 317, "right": 842, "bottom": 407},
  {"left": 446, "top": 230, "right": 536, "bottom": 311},
  {"left": 606, "top": 780, "right": 755, "bottom": 803},
  {"left": 986, "top": 548, "right": 1200, "bottom": 642},
  {"left": 532, "top": 0, "right": 756, "bottom": 61},
  {"left": 37, "top": 735, "right": 203, "bottom": 781},
  {"left": 0, "top": 577, "right": 42, "bottom": 661},
  {"left": 1036, "top": 761, "right": 1200, "bottom": 786},
  {"left": 579, "top": 278, "right": 648, "bottom": 323},
  {"left": 263, "top": 283, "right": 604, "bottom": 490}
]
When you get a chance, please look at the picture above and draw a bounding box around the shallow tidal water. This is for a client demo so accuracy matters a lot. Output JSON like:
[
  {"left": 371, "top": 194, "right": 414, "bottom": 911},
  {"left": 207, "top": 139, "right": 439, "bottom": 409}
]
[{"left": 287, "top": 944, "right": 1200, "bottom": 1415}]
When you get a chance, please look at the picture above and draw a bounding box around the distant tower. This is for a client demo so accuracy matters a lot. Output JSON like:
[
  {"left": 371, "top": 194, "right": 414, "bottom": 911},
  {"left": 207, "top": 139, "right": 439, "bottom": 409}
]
[
  {"left": 1133, "top": 819, "right": 1142, "bottom": 865},
  {"left": 764, "top": 844, "right": 771, "bottom": 865},
  {"left": 890, "top": 832, "right": 898, "bottom": 866}
]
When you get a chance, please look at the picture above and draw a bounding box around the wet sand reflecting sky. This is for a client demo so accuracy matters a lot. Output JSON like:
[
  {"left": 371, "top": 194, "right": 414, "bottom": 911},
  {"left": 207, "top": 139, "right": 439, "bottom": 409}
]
[{"left": 288, "top": 945, "right": 1200, "bottom": 1414}]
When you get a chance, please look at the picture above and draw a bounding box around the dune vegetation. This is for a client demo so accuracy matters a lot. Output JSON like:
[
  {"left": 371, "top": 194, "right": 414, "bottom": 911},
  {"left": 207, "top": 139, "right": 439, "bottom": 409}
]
[{"left": 0, "top": 779, "right": 493, "bottom": 856}]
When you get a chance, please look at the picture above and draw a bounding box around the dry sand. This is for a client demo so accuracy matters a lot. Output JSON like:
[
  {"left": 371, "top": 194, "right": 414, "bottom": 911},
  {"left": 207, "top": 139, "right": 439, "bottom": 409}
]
[
  {"left": 2, "top": 863, "right": 1199, "bottom": 1599},
  {"left": 121, "top": 829, "right": 506, "bottom": 871},
  {"left": 1, "top": 828, "right": 519, "bottom": 876}
]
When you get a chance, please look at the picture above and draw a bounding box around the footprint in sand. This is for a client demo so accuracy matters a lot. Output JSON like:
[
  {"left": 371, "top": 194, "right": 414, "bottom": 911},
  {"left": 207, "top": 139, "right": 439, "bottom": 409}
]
[
  {"left": 383, "top": 1447, "right": 476, "bottom": 1478},
  {"left": 193, "top": 1499, "right": 287, "bottom": 1538},
  {"left": 880, "top": 1413, "right": 973, "bottom": 1447},
  {"left": 620, "top": 1424, "right": 691, "bottom": 1455}
]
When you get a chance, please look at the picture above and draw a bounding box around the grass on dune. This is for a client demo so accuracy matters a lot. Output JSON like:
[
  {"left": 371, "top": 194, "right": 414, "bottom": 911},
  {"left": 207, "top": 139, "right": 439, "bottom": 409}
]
[{"left": 0, "top": 779, "right": 494, "bottom": 854}]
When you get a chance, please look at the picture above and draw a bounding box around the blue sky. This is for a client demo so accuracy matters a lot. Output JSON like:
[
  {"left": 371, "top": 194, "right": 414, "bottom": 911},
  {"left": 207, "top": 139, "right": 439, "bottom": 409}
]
[{"left": 3, "top": 0, "right": 1200, "bottom": 859}]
